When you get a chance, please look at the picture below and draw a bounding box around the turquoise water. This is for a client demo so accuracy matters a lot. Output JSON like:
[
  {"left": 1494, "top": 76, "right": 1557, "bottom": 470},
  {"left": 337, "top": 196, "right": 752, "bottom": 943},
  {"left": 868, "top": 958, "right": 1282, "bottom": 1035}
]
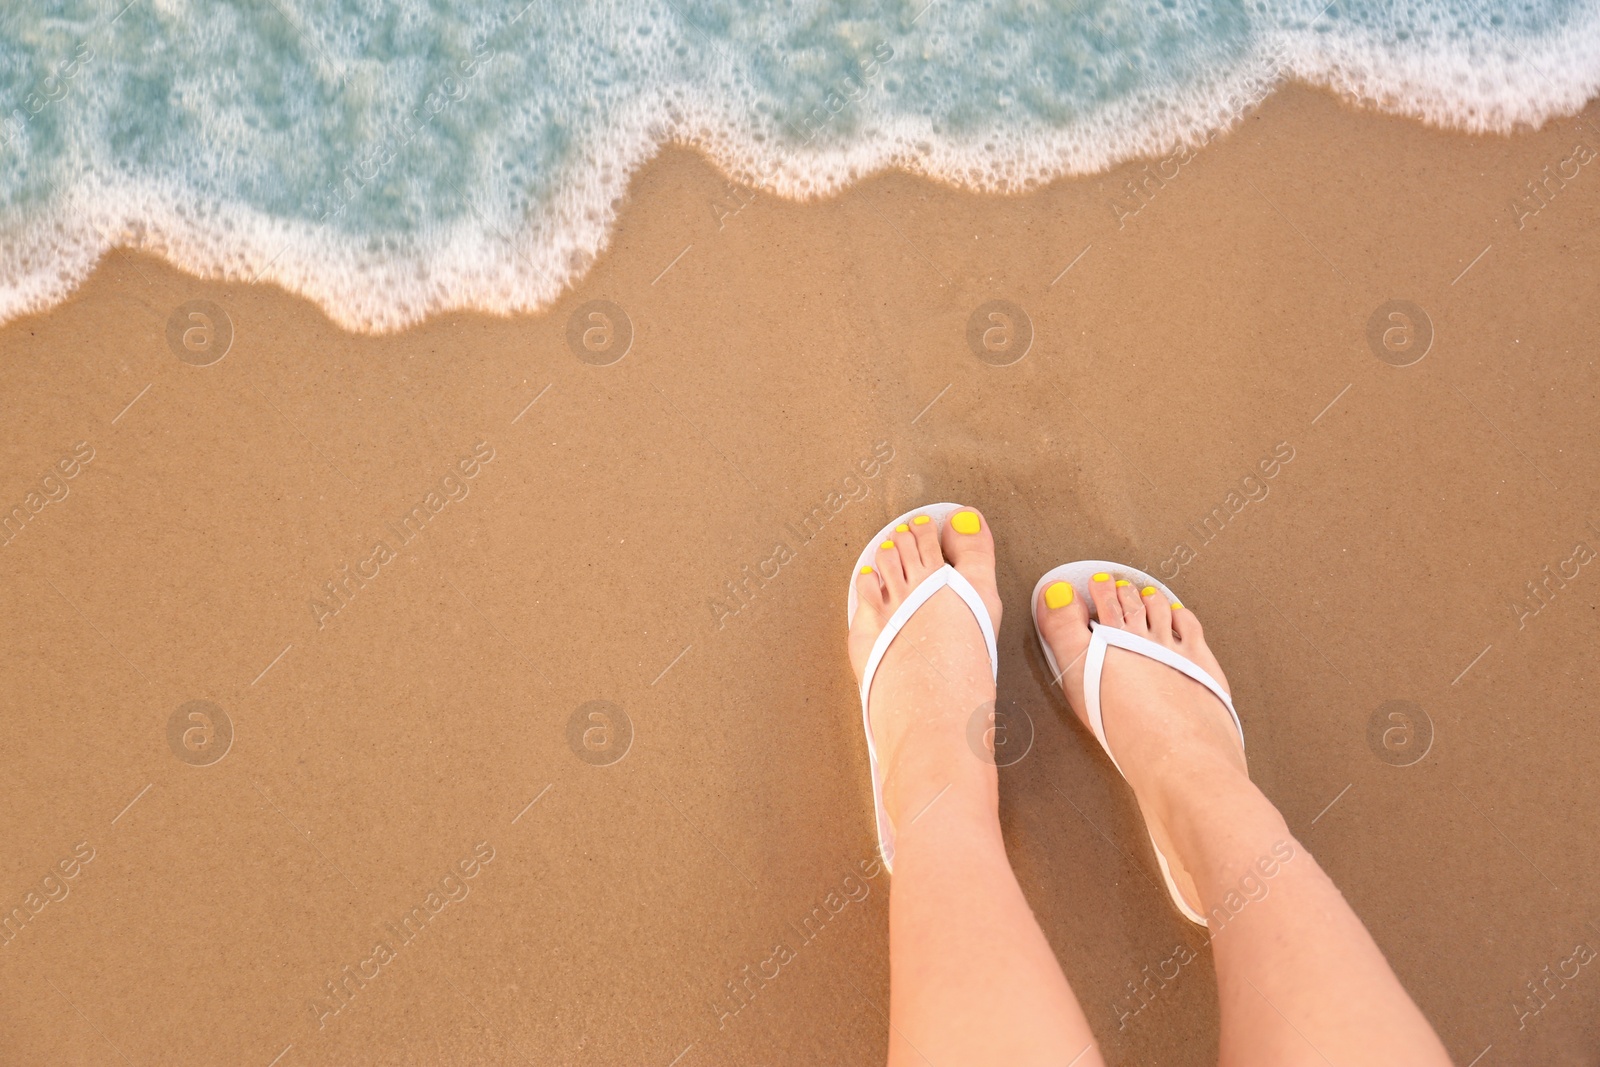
[{"left": 2, "top": 0, "right": 1597, "bottom": 329}]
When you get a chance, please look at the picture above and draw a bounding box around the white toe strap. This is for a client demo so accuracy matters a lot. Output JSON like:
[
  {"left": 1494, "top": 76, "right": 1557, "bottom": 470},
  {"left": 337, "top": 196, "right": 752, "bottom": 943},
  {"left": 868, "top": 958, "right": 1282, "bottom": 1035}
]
[
  {"left": 860, "top": 564, "right": 998, "bottom": 872},
  {"left": 860, "top": 564, "right": 998, "bottom": 703},
  {"left": 1082, "top": 623, "right": 1244, "bottom": 778}
]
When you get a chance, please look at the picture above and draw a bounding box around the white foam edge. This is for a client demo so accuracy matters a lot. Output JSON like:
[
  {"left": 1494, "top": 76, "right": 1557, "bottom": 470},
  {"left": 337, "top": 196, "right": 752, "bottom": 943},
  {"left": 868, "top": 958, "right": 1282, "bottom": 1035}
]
[{"left": 3, "top": 21, "right": 1599, "bottom": 333}]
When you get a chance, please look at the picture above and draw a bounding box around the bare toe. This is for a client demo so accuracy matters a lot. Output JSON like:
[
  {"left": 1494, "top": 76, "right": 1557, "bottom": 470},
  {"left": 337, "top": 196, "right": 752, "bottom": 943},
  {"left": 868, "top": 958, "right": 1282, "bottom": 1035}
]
[
  {"left": 1114, "top": 577, "right": 1147, "bottom": 632},
  {"left": 1088, "top": 571, "right": 1123, "bottom": 625},
  {"left": 938, "top": 508, "right": 1003, "bottom": 630}
]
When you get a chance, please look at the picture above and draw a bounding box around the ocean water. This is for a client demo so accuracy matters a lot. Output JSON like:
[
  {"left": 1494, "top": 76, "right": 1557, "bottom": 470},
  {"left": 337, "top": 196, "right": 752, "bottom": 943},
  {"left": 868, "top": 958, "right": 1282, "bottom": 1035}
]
[{"left": 2, "top": 0, "right": 1597, "bottom": 331}]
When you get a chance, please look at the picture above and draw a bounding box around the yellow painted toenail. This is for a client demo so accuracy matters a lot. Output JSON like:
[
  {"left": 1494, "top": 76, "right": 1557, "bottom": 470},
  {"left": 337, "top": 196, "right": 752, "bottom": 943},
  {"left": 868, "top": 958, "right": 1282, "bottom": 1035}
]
[
  {"left": 1171, "top": 601, "right": 1183, "bottom": 610},
  {"left": 860, "top": 565, "right": 874, "bottom": 575},
  {"left": 913, "top": 515, "right": 931, "bottom": 525},
  {"left": 1140, "top": 586, "right": 1157, "bottom": 597},
  {"left": 895, "top": 524, "right": 910, "bottom": 533},
  {"left": 951, "top": 511, "right": 980, "bottom": 535},
  {"left": 1092, "top": 572, "right": 1111, "bottom": 582},
  {"left": 1045, "top": 581, "right": 1074, "bottom": 609},
  {"left": 1115, "top": 579, "right": 1132, "bottom": 588},
  {"left": 880, "top": 540, "right": 894, "bottom": 550}
]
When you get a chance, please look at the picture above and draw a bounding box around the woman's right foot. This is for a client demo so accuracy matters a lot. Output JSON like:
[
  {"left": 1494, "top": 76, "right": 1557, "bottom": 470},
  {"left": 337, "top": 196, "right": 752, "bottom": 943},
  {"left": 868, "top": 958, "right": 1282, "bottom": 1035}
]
[
  {"left": 849, "top": 507, "right": 1002, "bottom": 828},
  {"left": 1035, "top": 573, "right": 1247, "bottom": 917}
]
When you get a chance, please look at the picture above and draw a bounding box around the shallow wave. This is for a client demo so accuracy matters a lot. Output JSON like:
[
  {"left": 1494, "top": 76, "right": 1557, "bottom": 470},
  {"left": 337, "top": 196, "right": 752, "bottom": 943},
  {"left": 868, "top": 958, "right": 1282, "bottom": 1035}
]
[{"left": 2, "top": 0, "right": 1597, "bottom": 331}]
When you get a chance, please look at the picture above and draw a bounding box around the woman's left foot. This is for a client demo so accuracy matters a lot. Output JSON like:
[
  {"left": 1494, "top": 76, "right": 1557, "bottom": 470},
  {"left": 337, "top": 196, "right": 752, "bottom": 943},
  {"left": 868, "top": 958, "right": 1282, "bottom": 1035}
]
[{"left": 1035, "top": 573, "right": 1246, "bottom": 916}]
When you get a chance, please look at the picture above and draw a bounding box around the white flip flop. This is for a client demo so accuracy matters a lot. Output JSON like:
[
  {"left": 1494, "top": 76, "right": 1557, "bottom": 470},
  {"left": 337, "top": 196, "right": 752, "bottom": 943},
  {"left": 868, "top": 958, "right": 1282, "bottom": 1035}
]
[
  {"left": 848, "top": 502, "right": 999, "bottom": 874},
  {"left": 1030, "top": 561, "right": 1244, "bottom": 926}
]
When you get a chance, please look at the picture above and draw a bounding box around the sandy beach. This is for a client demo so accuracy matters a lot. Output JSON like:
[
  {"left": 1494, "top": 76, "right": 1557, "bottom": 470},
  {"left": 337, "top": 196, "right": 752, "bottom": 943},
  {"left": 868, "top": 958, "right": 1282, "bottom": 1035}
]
[{"left": 3, "top": 83, "right": 1599, "bottom": 1064}]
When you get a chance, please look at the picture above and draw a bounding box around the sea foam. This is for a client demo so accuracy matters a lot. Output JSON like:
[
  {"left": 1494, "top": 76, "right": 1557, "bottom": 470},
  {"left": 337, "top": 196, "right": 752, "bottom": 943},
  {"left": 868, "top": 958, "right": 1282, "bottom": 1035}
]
[{"left": 1, "top": 0, "right": 1597, "bottom": 332}]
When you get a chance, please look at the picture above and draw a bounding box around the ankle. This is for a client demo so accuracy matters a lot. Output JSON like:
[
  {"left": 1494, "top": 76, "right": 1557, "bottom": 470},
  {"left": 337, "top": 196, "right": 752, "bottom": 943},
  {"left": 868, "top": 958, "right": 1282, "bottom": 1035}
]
[
  {"left": 882, "top": 743, "right": 997, "bottom": 830},
  {"left": 886, "top": 773, "right": 1002, "bottom": 855},
  {"left": 1150, "top": 759, "right": 1291, "bottom": 893}
]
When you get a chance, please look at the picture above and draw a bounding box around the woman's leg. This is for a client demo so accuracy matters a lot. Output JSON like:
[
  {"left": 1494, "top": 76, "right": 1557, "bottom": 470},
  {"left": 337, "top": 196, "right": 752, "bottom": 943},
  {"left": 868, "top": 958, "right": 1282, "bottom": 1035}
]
[
  {"left": 1036, "top": 575, "right": 1453, "bottom": 1067},
  {"left": 850, "top": 509, "right": 1103, "bottom": 1067}
]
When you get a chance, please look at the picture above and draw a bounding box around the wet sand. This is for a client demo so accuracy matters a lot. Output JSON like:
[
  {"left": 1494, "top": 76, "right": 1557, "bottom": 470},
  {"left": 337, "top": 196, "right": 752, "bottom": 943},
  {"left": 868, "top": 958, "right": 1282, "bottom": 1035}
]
[{"left": 2, "top": 83, "right": 1599, "bottom": 1065}]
